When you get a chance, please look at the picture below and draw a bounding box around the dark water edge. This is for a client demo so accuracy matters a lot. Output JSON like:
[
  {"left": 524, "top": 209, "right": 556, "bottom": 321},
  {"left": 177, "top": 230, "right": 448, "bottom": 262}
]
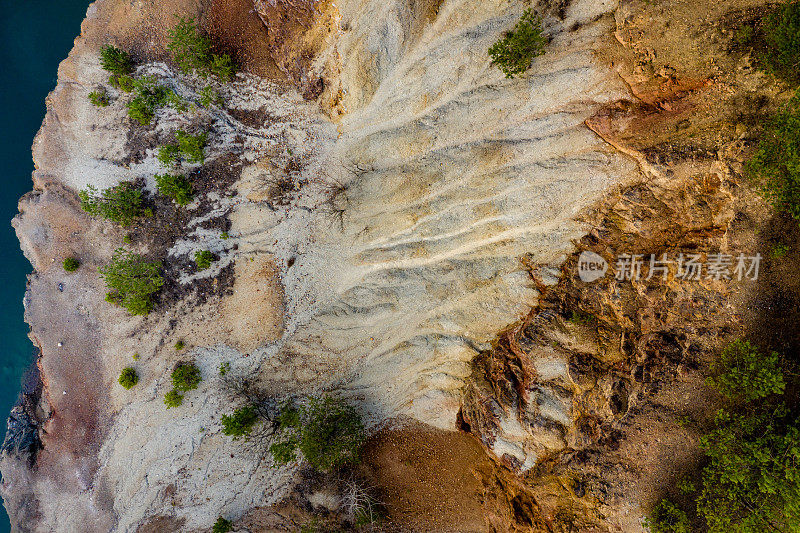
[{"left": 0, "top": 1, "right": 92, "bottom": 531}]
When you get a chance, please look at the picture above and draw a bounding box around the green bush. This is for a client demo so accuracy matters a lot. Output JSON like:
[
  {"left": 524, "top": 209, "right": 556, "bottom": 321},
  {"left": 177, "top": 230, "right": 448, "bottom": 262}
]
[
  {"left": 167, "top": 16, "right": 235, "bottom": 81},
  {"left": 175, "top": 340, "right": 185, "bottom": 351},
  {"left": 697, "top": 409, "right": 800, "bottom": 532},
  {"left": 157, "top": 144, "right": 181, "bottom": 167},
  {"left": 746, "top": 94, "right": 800, "bottom": 219},
  {"left": 176, "top": 130, "right": 208, "bottom": 164},
  {"left": 212, "top": 517, "right": 233, "bottom": 533},
  {"left": 79, "top": 182, "right": 142, "bottom": 226},
  {"left": 63, "top": 257, "right": 80, "bottom": 272},
  {"left": 488, "top": 9, "right": 547, "bottom": 78},
  {"left": 218, "top": 362, "right": 230, "bottom": 376},
  {"left": 199, "top": 86, "right": 223, "bottom": 108},
  {"left": 88, "top": 89, "right": 110, "bottom": 107},
  {"left": 118, "top": 367, "right": 139, "bottom": 389},
  {"left": 100, "top": 45, "right": 133, "bottom": 75},
  {"left": 171, "top": 362, "right": 201, "bottom": 391},
  {"left": 707, "top": 339, "right": 785, "bottom": 402},
  {"left": 127, "top": 76, "right": 170, "bottom": 125},
  {"left": 164, "top": 389, "right": 184, "bottom": 408},
  {"left": 269, "top": 396, "right": 365, "bottom": 471},
  {"left": 155, "top": 173, "right": 194, "bottom": 206},
  {"left": 763, "top": 1, "right": 800, "bottom": 85},
  {"left": 644, "top": 500, "right": 691, "bottom": 533},
  {"left": 99, "top": 248, "right": 163, "bottom": 315},
  {"left": 166, "top": 91, "right": 189, "bottom": 113},
  {"left": 110, "top": 73, "right": 135, "bottom": 93},
  {"left": 194, "top": 250, "right": 215, "bottom": 270},
  {"left": 221, "top": 405, "right": 259, "bottom": 439}
]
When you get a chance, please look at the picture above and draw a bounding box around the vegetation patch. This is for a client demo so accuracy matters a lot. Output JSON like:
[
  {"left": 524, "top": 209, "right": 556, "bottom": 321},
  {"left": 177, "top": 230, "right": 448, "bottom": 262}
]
[
  {"left": 167, "top": 17, "right": 235, "bottom": 81},
  {"left": 269, "top": 396, "right": 365, "bottom": 471},
  {"left": 62, "top": 257, "right": 80, "bottom": 272},
  {"left": 194, "top": 250, "right": 215, "bottom": 270},
  {"left": 221, "top": 405, "right": 259, "bottom": 440},
  {"left": 644, "top": 500, "right": 691, "bottom": 533},
  {"left": 171, "top": 362, "right": 202, "bottom": 391},
  {"left": 176, "top": 130, "right": 208, "bottom": 164},
  {"left": 706, "top": 339, "right": 785, "bottom": 401},
  {"left": 488, "top": 9, "right": 547, "bottom": 78},
  {"left": 164, "top": 389, "right": 184, "bottom": 408},
  {"left": 100, "top": 45, "right": 133, "bottom": 76},
  {"left": 747, "top": 94, "right": 800, "bottom": 220},
  {"left": 80, "top": 182, "right": 142, "bottom": 226},
  {"left": 127, "top": 76, "right": 171, "bottom": 125},
  {"left": 118, "top": 367, "right": 139, "bottom": 389},
  {"left": 212, "top": 517, "right": 233, "bottom": 533},
  {"left": 88, "top": 89, "right": 110, "bottom": 107},
  {"left": 154, "top": 173, "right": 194, "bottom": 206},
  {"left": 99, "top": 248, "right": 163, "bottom": 315},
  {"left": 763, "top": 0, "right": 800, "bottom": 85}
]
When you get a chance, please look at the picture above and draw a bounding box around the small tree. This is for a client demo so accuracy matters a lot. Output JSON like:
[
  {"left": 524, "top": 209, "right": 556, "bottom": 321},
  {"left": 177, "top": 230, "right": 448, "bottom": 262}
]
[
  {"left": 88, "top": 89, "right": 110, "bottom": 107},
  {"left": 99, "top": 248, "right": 163, "bottom": 315},
  {"left": 155, "top": 173, "right": 194, "bottom": 206},
  {"left": 176, "top": 130, "right": 208, "bottom": 164},
  {"left": 171, "top": 362, "right": 202, "bottom": 391},
  {"left": 212, "top": 517, "right": 233, "bottom": 533},
  {"left": 488, "top": 9, "right": 547, "bottom": 78},
  {"left": 167, "top": 16, "right": 235, "bottom": 80},
  {"left": 194, "top": 250, "right": 215, "bottom": 270},
  {"left": 118, "top": 367, "right": 139, "bottom": 389},
  {"left": 221, "top": 406, "right": 259, "bottom": 440},
  {"left": 79, "top": 182, "right": 142, "bottom": 226},
  {"left": 747, "top": 95, "right": 800, "bottom": 220},
  {"left": 644, "top": 500, "right": 691, "bottom": 533},
  {"left": 127, "top": 76, "right": 170, "bottom": 125},
  {"left": 707, "top": 339, "right": 786, "bottom": 402},
  {"left": 269, "top": 396, "right": 365, "bottom": 471},
  {"left": 110, "top": 73, "right": 135, "bottom": 93},
  {"left": 763, "top": 1, "right": 800, "bottom": 84},
  {"left": 63, "top": 257, "right": 80, "bottom": 272},
  {"left": 157, "top": 144, "right": 181, "bottom": 167},
  {"left": 100, "top": 45, "right": 133, "bottom": 75},
  {"left": 164, "top": 389, "right": 184, "bottom": 408}
]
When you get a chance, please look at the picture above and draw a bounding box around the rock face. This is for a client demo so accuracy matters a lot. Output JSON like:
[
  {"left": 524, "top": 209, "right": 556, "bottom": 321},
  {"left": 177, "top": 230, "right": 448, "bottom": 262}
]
[{"left": 5, "top": 0, "right": 770, "bottom": 530}]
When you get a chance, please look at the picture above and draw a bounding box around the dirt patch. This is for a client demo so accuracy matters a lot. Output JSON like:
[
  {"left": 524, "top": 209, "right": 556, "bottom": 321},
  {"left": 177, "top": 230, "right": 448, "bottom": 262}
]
[
  {"left": 207, "top": 0, "right": 284, "bottom": 80},
  {"left": 221, "top": 254, "right": 285, "bottom": 352},
  {"left": 359, "top": 421, "right": 546, "bottom": 532}
]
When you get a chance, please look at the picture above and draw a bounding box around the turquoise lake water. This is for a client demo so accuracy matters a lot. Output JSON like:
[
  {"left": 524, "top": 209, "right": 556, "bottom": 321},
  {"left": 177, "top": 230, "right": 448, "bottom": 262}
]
[{"left": 0, "top": 1, "right": 91, "bottom": 530}]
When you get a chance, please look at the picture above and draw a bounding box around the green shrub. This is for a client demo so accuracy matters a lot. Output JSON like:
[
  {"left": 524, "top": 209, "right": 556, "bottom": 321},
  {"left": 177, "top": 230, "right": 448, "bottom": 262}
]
[
  {"left": 212, "top": 517, "right": 233, "bottom": 533},
  {"left": 164, "top": 389, "right": 184, "bottom": 408},
  {"left": 175, "top": 340, "right": 185, "bottom": 350},
  {"left": 118, "top": 367, "right": 139, "bottom": 389},
  {"left": 88, "top": 89, "right": 110, "bottom": 107},
  {"left": 166, "top": 90, "right": 189, "bottom": 113},
  {"left": 746, "top": 94, "right": 800, "bottom": 220},
  {"left": 171, "top": 362, "right": 201, "bottom": 391},
  {"left": 98, "top": 248, "right": 163, "bottom": 315},
  {"left": 209, "top": 53, "right": 235, "bottom": 82},
  {"left": 707, "top": 340, "right": 785, "bottom": 402},
  {"left": 100, "top": 45, "right": 133, "bottom": 75},
  {"left": 157, "top": 144, "right": 181, "bottom": 167},
  {"left": 127, "top": 76, "right": 170, "bottom": 125},
  {"left": 218, "top": 362, "right": 230, "bottom": 376},
  {"left": 79, "top": 182, "right": 142, "bottom": 226},
  {"left": 176, "top": 130, "right": 208, "bottom": 164},
  {"left": 763, "top": 1, "right": 800, "bottom": 85},
  {"left": 221, "top": 406, "right": 259, "bottom": 439},
  {"left": 154, "top": 173, "right": 194, "bottom": 206},
  {"left": 488, "top": 9, "right": 547, "bottom": 78},
  {"left": 269, "top": 396, "right": 365, "bottom": 471},
  {"left": 110, "top": 73, "right": 135, "bottom": 93},
  {"left": 199, "top": 86, "right": 223, "bottom": 107},
  {"left": 168, "top": 17, "right": 213, "bottom": 75},
  {"left": 123, "top": 234, "right": 133, "bottom": 245},
  {"left": 698, "top": 409, "right": 800, "bottom": 532},
  {"left": 63, "top": 257, "right": 80, "bottom": 272},
  {"left": 167, "top": 16, "right": 235, "bottom": 81},
  {"left": 772, "top": 242, "right": 790, "bottom": 258},
  {"left": 194, "top": 250, "right": 215, "bottom": 270},
  {"left": 644, "top": 500, "right": 691, "bottom": 533}
]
